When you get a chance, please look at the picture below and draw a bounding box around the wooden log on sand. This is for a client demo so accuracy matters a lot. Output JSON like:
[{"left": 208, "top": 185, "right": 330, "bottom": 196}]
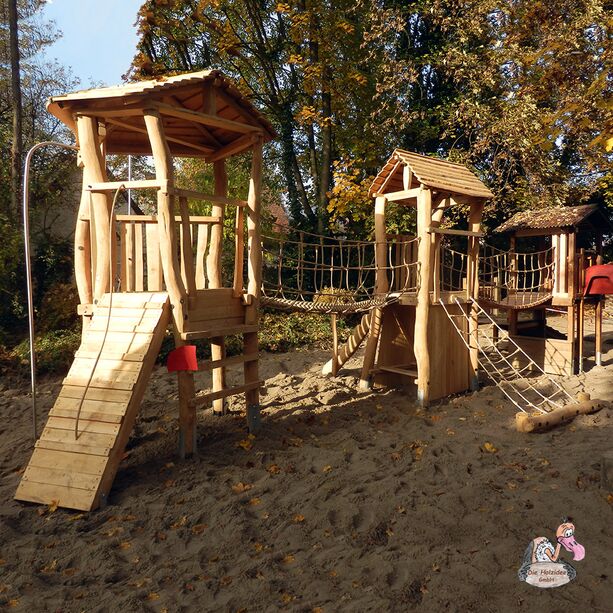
[{"left": 515, "top": 396, "right": 608, "bottom": 433}]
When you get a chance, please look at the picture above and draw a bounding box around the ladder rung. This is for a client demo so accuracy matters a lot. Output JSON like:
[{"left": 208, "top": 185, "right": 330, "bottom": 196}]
[
  {"left": 181, "top": 325, "right": 258, "bottom": 340},
  {"left": 190, "top": 381, "right": 263, "bottom": 408},
  {"left": 199, "top": 352, "right": 258, "bottom": 371}
]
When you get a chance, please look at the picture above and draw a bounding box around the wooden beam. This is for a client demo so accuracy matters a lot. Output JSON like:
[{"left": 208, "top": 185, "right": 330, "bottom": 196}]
[
  {"left": 105, "top": 117, "right": 214, "bottom": 156},
  {"left": 172, "top": 188, "right": 246, "bottom": 207},
  {"left": 87, "top": 179, "right": 165, "bottom": 192},
  {"left": 115, "top": 215, "right": 221, "bottom": 224},
  {"left": 427, "top": 226, "right": 484, "bottom": 238},
  {"left": 155, "top": 102, "right": 263, "bottom": 135},
  {"left": 208, "top": 133, "right": 258, "bottom": 162},
  {"left": 380, "top": 188, "right": 421, "bottom": 202}
]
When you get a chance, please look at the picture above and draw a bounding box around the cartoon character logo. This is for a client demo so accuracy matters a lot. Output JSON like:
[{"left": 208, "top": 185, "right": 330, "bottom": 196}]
[{"left": 518, "top": 519, "right": 585, "bottom": 588}]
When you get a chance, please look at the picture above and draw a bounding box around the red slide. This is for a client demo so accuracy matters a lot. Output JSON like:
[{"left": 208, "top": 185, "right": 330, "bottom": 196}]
[{"left": 583, "top": 264, "right": 613, "bottom": 296}]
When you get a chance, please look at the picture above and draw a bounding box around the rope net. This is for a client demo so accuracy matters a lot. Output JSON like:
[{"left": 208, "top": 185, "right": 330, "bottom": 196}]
[
  {"left": 440, "top": 298, "right": 573, "bottom": 414},
  {"left": 478, "top": 243, "right": 555, "bottom": 309},
  {"left": 261, "top": 227, "right": 420, "bottom": 314}
]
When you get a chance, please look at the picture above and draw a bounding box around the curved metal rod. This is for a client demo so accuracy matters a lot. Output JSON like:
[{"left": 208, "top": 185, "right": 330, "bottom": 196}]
[{"left": 23, "top": 141, "right": 78, "bottom": 442}]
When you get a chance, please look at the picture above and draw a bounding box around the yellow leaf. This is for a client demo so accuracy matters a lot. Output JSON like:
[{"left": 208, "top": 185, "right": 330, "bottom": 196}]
[
  {"left": 48, "top": 500, "right": 59, "bottom": 513},
  {"left": 68, "top": 513, "right": 85, "bottom": 522},
  {"left": 42, "top": 559, "right": 57, "bottom": 573},
  {"left": 146, "top": 592, "right": 160, "bottom": 601},
  {"left": 248, "top": 497, "right": 261, "bottom": 506},
  {"left": 281, "top": 593, "right": 294, "bottom": 604},
  {"left": 482, "top": 442, "right": 498, "bottom": 453},
  {"left": 606, "top": 136, "right": 613, "bottom": 152},
  {"left": 119, "top": 541, "right": 132, "bottom": 550},
  {"left": 191, "top": 524, "right": 207, "bottom": 535},
  {"left": 322, "top": 465, "right": 332, "bottom": 473},
  {"left": 266, "top": 464, "right": 281, "bottom": 474},
  {"left": 293, "top": 514, "right": 305, "bottom": 523},
  {"left": 253, "top": 542, "right": 264, "bottom": 552},
  {"left": 412, "top": 446, "right": 424, "bottom": 461},
  {"left": 232, "top": 482, "right": 253, "bottom": 494},
  {"left": 606, "top": 493, "right": 613, "bottom": 505},
  {"left": 171, "top": 516, "right": 187, "bottom": 529},
  {"left": 446, "top": 428, "right": 455, "bottom": 436},
  {"left": 8, "top": 599, "right": 19, "bottom": 608}
]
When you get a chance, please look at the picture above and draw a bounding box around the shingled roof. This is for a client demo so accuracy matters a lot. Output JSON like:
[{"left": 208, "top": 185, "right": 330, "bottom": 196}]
[
  {"left": 495, "top": 204, "right": 611, "bottom": 234},
  {"left": 47, "top": 70, "right": 276, "bottom": 158},
  {"left": 370, "top": 149, "right": 494, "bottom": 200}
]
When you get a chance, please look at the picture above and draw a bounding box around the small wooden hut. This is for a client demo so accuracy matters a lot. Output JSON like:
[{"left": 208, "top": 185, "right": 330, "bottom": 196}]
[{"left": 494, "top": 203, "right": 611, "bottom": 374}]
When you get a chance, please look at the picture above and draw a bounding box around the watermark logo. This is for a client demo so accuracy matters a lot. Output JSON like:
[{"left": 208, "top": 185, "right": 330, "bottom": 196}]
[{"left": 518, "top": 519, "right": 585, "bottom": 588}]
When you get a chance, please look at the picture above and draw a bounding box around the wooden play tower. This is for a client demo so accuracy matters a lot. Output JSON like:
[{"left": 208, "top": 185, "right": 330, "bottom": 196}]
[
  {"left": 359, "top": 149, "right": 494, "bottom": 405},
  {"left": 16, "top": 71, "right": 275, "bottom": 510}
]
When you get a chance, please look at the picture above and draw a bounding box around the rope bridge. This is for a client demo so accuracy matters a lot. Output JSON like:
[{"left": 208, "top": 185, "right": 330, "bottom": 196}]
[
  {"left": 261, "top": 227, "right": 420, "bottom": 314},
  {"left": 478, "top": 243, "right": 555, "bottom": 309},
  {"left": 440, "top": 297, "right": 573, "bottom": 414}
]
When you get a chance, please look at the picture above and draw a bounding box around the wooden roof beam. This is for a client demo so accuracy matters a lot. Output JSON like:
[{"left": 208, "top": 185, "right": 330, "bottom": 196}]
[{"left": 155, "top": 102, "right": 263, "bottom": 135}]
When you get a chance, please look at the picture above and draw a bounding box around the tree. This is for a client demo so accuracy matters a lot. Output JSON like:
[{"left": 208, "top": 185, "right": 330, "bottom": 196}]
[{"left": 7, "top": 0, "right": 22, "bottom": 219}]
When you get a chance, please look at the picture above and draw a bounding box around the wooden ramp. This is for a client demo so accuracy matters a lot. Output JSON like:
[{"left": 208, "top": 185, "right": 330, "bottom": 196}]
[{"left": 15, "top": 292, "right": 170, "bottom": 511}]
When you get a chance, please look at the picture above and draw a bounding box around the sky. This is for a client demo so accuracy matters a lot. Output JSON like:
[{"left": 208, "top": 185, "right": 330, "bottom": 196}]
[{"left": 40, "top": 0, "right": 143, "bottom": 87}]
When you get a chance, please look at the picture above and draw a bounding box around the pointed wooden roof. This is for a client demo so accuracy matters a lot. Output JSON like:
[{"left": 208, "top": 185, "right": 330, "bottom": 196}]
[
  {"left": 370, "top": 149, "right": 493, "bottom": 201},
  {"left": 47, "top": 70, "right": 276, "bottom": 159}
]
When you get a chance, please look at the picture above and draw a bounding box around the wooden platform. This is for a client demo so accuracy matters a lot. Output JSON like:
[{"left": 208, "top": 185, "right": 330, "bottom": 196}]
[{"left": 15, "top": 292, "right": 170, "bottom": 511}]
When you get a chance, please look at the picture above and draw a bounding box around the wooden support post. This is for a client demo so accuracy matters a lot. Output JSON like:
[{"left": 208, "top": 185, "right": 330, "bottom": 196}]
[
  {"left": 76, "top": 116, "right": 111, "bottom": 302},
  {"left": 244, "top": 139, "right": 263, "bottom": 431},
  {"left": 595, "top": 297, "right": 603, "bottom": 367},
  {"left": 331, "top": 314, "right": 339, "bottom": 377},
  {"left": 359, "top": 195, "right": 388, "bottom": 390},
  {"left": 567, "top": 305, "right": 576, "bottom": 374},
  {"left": 143, "top": 110, "right": 194, "bottom": 457},
  {"left": 578, "top": 296, "right": 585, "bottom": 373},
  {"left": 233, "top": 205, "right": 245, "bottom": 297},
  {"left": 467, "top": 201, "right": 483, "bottom": 390},
  {"left": 413, "top": 187, "right": 432, "bottom": 406},
  {"left": 207, "top": 161, "right": 228, "bottom": 415}
]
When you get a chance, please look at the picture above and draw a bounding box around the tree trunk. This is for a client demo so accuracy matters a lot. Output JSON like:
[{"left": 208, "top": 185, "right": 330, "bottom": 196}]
[{"left": 8, "top": 0, "right": 23, "bottom": 220}]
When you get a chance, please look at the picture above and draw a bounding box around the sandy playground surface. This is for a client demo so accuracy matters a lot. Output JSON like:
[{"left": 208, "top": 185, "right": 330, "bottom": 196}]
[{"left": 0, "top": 316, "right": 612, "bottom": 612}]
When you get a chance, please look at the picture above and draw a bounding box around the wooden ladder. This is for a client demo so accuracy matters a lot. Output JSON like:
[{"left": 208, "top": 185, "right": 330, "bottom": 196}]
[{"left": 15, "top": 292, "right": 171, "bottom": 511}]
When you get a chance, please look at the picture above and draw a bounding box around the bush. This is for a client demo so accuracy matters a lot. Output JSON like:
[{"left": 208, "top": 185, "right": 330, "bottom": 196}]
[{"left": 13, "top": 329, "right": 81, "bottom": 376}]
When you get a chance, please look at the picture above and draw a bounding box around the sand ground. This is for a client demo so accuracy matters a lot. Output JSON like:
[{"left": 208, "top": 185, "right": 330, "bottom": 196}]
[{"left": 0, "top": 316, "right": 612, "bottom": 612}]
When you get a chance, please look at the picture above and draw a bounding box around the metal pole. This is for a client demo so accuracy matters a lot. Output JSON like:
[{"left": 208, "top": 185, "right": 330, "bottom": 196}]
[{"left": 23, "top": 141, "right": 78, "bottom": 441}]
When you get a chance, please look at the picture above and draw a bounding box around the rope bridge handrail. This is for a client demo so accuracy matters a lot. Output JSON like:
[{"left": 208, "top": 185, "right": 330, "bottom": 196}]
[
  {"left": 261, "top": 226, "right": 420, "bottom": 314},
  {"left": 478, "top": 242, "right": 556, "bottom": 309}
]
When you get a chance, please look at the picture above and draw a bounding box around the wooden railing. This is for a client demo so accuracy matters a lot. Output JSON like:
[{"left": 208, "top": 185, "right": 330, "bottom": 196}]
[{"left": 113, "top": 214, "right": 243, "bottom": 295}]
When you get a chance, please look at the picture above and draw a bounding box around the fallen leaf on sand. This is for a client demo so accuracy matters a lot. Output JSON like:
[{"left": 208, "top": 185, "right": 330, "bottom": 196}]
[
  {"left": 281, "top": 593, "right": 294, "bottom": 604},
  {"left": 282, "top": 554, "right": 295, "bottom": 564},
  {"left": 119, "top": 541, "right": 132, "bottom": 550},
  {"left": 48, "top": 500, "right": 59, "bottom": 514},
  {"left": 293, "top": 514, "right": 305, "bottom": 523},
  {"left": 192, "top": 524, "right": 207, "bottom": 535},
  {"left": 390, "top": 452, "right": 401, "bottom": 462},
  {"left": 41, "top": 559, "right": 57, "bottom": 573},
  {"left": 446, "top": 428, "right": 455, "bottom": 436},
  {"left": 412, "top": 446, "right": 424, "bottom": 461},
  {"left": 266, "top": 464, "right": 281, "bottom": 474},
  {"left": 482, "top": 442, "right": 498, "bottom": 453},
  {"left": 220, "top": 576, "right": 233, "bottom": 586},
  {"left": 322, "top": 465, "right": 332, "bottom": 473},
  {"left": 429, "top": 415, "right": 442, "bottom": 422},
  {"left": 164, "top": 479, "right": 176, "bottom": 488},
  {"left": 146, "top": 592, "right": 160, "bottom": 601},
  {"left": 313, "top": 608, "right": 324, "bottom": 613},
  {"left": 8, "top": 599, "right": 19, "bottom": 608},
  {"left": 0, "top": 559, "right": 5, "bottom": 566},
  {"left": 63, "top": 568, "right": 77, "bottom": 577},
  {"left": 232, "top": 482, "right": 253, "bottom": 494},
  {"left": 253, "top": 542, "right": 264, "bottom": 552},
  {"left": 171, "top": 516, "right": 188, "bottom": 529},
  {"left": 606, "top": 494, "right": 613, "bottom": 505},
  {"left": 329, "top": 570, "right": 337, "bottom": 577},
  {"left": 248, "top": 497, "right": 261, "bottom": 506},
  {"left": 237, "top": 434, "right": 256, "bottom": 450}
]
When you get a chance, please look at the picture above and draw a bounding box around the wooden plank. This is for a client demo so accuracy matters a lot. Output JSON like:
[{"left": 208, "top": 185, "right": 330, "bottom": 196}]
[
  {"left": 39, "top": 427, "right": 117, "bottom": 449},
  {"left": 46, "top": 414, "right": 123, "bottom": 435},
  {"left": 50, "top": 406, "right": 124, "bottom": 424},
  {"left": 181, "top": 324, "right": 258, "bottom": 341},
  {"left": 379, "top": 188, "right": 421, "bottom": 202},
  {"left": 195, "top": 223, "right": 209, "bottom": 290},
  {"left": 233, "top": 205, "right": 245, "bottom": 297},
  {"left": 145, "top": 224, "right": 164, "bottom": 291},
  {"left": 68, "top": 357, "right": 142, "bottom": 372},
  {"left": 179, "top": 195, "right": 197, "bottom": 296},
  {"left": 15, "top": 480, "right": 97, "bottom": 512},
  {"left": 135, "top": 223, "right": 144, "bottom": 291},
  {"left": 26, "top": 448, "right": 107, "bottom": 476},
  {"left": 59, "top": 385, "right": 132, "bottom": 403},
  {"left": 22, "top": 466, "right": 100, "bottom": 491},
  {"left": 53, "top": 395, "right": 128, "bottom": 416},
  {"left": 87, "top": 307, "right": 165, "bottom": 319},
  {"left": 199, "top": 352, "right": 258, "bottom": 371},
  {"left": 62, "top": 376, "right": 136, "bottom": 392},
  {"left": 184, "top": 316, "right": 245, "bottom": 333},
  {"left": 188, "top": 302, "right": 244, "bottom": 321},
  {"left": 85, "top": 319, "right": 161, "bottom": 333},
  {"left": 35, "top": 439, "right": 111, "bottom": 457},
  {"left": 75, "top": 347, "right": 147, "bottom": 362},
  {"left": 192, "top": 380, "right": 263, "bottom": 407}
]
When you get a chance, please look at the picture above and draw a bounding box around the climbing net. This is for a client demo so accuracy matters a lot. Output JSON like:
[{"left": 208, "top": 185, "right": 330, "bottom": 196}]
[
  {"left": 478, "top": 243, "right": 555, "bottom": 309},
  {"left": 440, "top": 297, "right": 574, "bottom": 413},
  {"left": 261, "top": 226, "right": 420, "bottom": 314}
]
